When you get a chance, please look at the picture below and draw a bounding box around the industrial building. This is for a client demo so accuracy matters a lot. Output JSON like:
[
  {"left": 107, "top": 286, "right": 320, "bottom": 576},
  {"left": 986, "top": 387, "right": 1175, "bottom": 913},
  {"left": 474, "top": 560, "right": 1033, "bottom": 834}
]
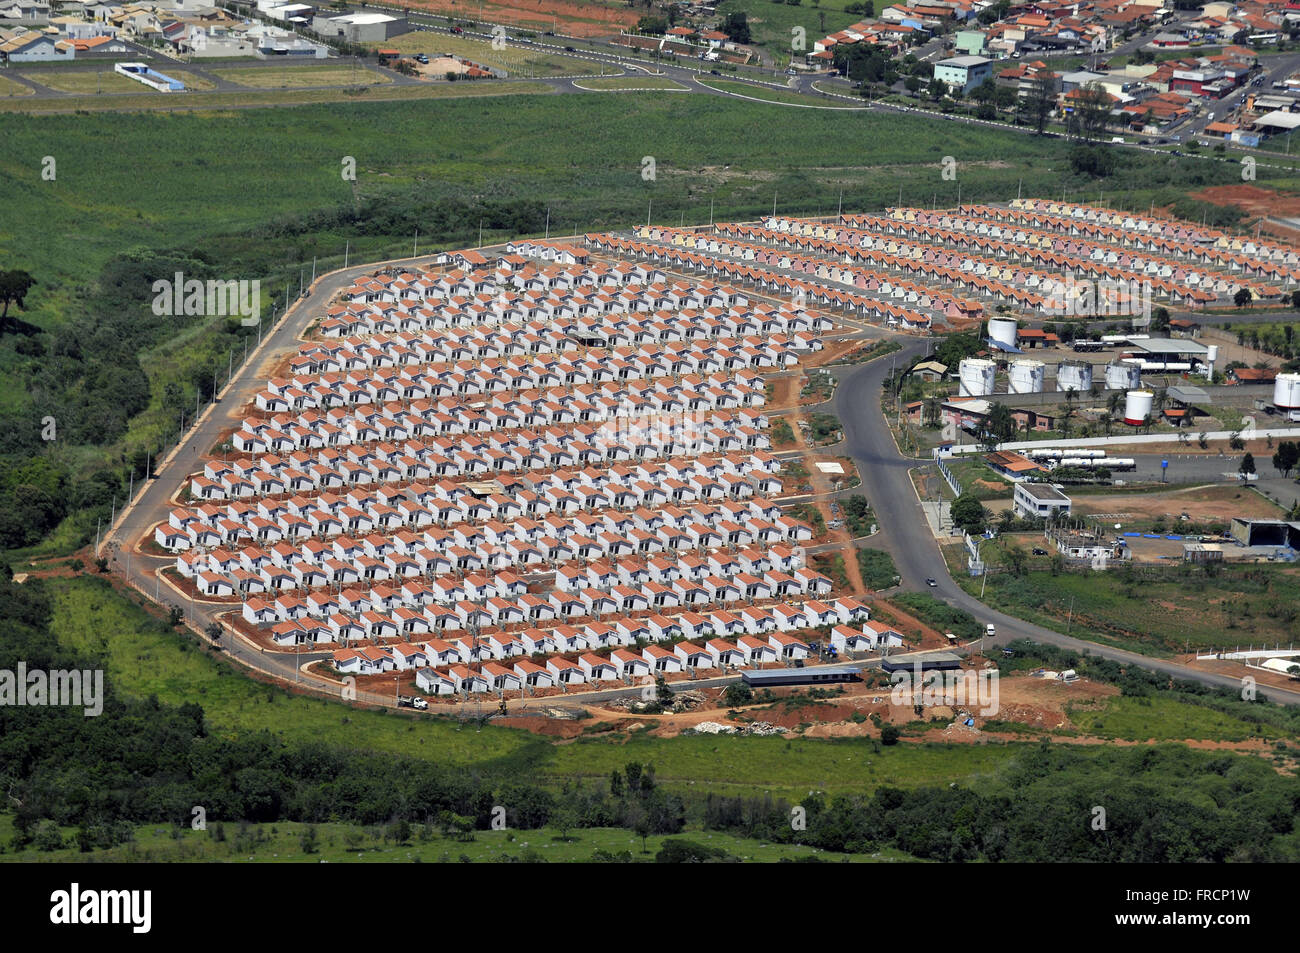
[
  {"left": 309, "top": 10, "right": 406, "bottom": 42},
  {"left": 880, "top": 651, "right": 963, "bottom": 674},
  {"left": 1229, "top": 519, "right": 1300, "bottom": 550},
  {"left": 741, "top": 665, "right": 863, "bottom": 687}
]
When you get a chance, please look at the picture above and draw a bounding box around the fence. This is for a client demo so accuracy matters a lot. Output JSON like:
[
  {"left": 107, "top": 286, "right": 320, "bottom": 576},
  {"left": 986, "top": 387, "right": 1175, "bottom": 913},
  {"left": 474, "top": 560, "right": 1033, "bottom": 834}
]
[{"left": 936, "top": 456, "right": 962, "bottom": 496}]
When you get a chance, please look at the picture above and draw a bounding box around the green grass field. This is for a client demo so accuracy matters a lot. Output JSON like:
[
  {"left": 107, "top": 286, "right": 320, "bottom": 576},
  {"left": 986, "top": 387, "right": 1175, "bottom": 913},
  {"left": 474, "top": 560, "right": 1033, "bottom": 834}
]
[
  {"left": 714, "top": 0, "right": 869, "bottom": 58},
  {"left": 964, "top": 558, "right": 1300, "bottom": 653},
  {"left": 700, "top": 75, "right": 866, "bottom": 108},
  {"left": 1068, "top": 695, "right": 1286, "bottom": 742},
  {"left": 19, "top": 69, "right": 140, "bottom": 94},
  {"left": 0, "top": 77, "right": 552, "bottom": 114},
  {"left": 573, "top": 76, "right": 690, "bottom": 90},
  {"left": 0, "top": 815, "right": 916, "bottom": 863},
  {"left": 0, "top": 75, "right": 33, "bottom": 97},
  {"left": 48, "top": 577, "right": 543, "bottom": 769},
  {"left": 213, "top": 65, "right": 393, "bottom": 88}
]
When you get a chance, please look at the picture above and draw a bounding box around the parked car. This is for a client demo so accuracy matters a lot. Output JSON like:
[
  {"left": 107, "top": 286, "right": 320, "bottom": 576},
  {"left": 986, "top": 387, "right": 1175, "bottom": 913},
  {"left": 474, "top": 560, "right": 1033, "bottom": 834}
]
[
  {"left": 1032, "top": 548, "right": 1048, "bottom": 556},
  {"left": 926, "top": 577, "right": 938, "bottom": 587},
  {"left": 414, "top": 53, "right": 429, "bottom": 64}
]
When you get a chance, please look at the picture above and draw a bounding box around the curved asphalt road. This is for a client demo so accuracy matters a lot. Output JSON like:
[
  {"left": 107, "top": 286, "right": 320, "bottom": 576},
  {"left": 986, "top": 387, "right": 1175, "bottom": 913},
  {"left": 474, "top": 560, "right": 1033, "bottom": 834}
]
[{"left": 834, "top": 339, "right": 1300, "bottom": 706}]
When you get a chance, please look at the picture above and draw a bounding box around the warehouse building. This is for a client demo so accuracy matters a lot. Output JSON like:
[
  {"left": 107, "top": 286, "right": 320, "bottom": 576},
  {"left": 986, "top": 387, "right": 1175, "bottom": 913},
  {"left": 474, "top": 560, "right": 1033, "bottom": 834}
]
[
  {"left": 1229, "top": 518, "right": 1300, "bottom": 549},
  {"left": 741, "top": 665, "right": 863, "bottom": 687}
]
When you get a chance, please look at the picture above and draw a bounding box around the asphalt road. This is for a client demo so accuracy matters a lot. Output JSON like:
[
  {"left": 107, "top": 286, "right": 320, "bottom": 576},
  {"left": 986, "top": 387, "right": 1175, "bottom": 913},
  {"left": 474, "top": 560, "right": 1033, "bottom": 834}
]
[{"left": 833, "top": 339, "right": 1300, "bottom": 705}]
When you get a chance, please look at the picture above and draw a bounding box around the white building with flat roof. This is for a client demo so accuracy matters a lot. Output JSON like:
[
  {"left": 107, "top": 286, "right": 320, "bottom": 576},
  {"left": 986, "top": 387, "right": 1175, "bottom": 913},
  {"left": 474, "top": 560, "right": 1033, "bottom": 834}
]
[{"left": 1013, "top": 482, "right": 1072, "bottom": 519}]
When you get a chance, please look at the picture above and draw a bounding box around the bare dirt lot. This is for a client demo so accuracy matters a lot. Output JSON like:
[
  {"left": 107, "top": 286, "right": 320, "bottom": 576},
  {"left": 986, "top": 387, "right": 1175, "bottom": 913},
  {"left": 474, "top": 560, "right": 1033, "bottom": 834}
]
[
  {"left": 1189, "top": 184, "right": 1300, "bottom": 239},
  {"left": 1071, "top": 484, "right": 1283, "bottom": 523},
  {"left": 404, "top": 0, "right": 638, "bottom": 37}
]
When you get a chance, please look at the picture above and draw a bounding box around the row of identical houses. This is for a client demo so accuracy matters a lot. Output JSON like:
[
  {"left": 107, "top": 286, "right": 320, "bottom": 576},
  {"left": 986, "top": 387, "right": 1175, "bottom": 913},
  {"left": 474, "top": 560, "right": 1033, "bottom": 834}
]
[
  {"left": 246, "top": 554, "right": 837, "bottom": 650},
  {"left": 165, "top": 448, "right": 789, "bottom": 552},
  {"left": 195, "top": 410, "right": 774, "bottom": 509},
  {"left": 831, "top": 212, "right": 1253, "bottom": 306},
  {"left": 246, "top": 341, "right": 784, "bottom": 419},
  {"left": 645, "top": 222, "right": 989, "bottom": 323},
  {"left": 325, "top": 596, "right": 900, "bottom": 692},
  {"left": 586, "top": 233, "right": 936, "bottom": 332},
  {"left": 899, "top": 204, "right": 1298, "bottom": 288},
  {"left": 174, "top": 490, "right": 812, "bottom": 594},
  {"left": 323, "top": 259, "right": 824, "bottom": 343},
  {"left": 232, "top": 373, "right": 769, "bottom": 458}
]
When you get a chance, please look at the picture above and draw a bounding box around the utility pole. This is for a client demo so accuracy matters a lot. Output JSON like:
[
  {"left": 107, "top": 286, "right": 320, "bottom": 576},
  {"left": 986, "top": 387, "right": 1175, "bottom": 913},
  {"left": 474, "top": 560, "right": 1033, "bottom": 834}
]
[
  {"left": 414, "top": 227, "right": 419, "bottom": 258},
  {"left": 344, "top": 239, "right": 350, "bottom": 268}
]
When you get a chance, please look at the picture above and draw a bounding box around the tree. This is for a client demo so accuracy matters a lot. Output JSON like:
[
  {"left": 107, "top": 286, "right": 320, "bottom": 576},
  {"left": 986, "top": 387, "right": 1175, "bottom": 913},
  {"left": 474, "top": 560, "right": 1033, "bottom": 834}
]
[
  {"left": 982, "top": 402, "right": 1015, "bottom": 450},
  {"left": 1234, "top": 288, "right": 1253, "bottom": 307},
  {"left": 922, "top": 396, "right": 942, "bottom": 428},
  {"left": 722, "top": 681, "right": 753, "bottom": 707},
  {"left": 880, "top": 723, "right": 901, "bottom": 745},
  {"left": 0, "top": 269, "right": 35, "bottom": 327},
  {"left": 1001, "top": 543, "right": 1027, "bottom": 576},
  {"left": 1018, "top": 70, "right": 1056, "bottom": 134},
  {"left": 927, "top": 76, "right": 948, "bottom": 100},
  {"left": 1272, "top": 441, "right": 1299, "bottom": 477},
  {"left": 1068, "top": 83, "right": 1112, "bottom": 141},
  {"left": 721, "top": 11, "right": 750, "bottom": 43},
  {"left": 1239, "top": 452, "right": 1256, "bottom": 477},
  {"left": 950, "top": 493, "right": 987, "bottom": 534}
]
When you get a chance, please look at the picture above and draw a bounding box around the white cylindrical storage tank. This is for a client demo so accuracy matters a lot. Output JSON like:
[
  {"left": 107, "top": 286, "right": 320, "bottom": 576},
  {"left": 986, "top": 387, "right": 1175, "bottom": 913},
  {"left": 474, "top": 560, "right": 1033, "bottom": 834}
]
[
  {"left": 1206, "top": 345, "right": 1219, "bottom": 363},
  {"left": 1274, "top": 373, "right": 1300, "bottom": 410},
  {"left": 1124, "top": 389, "right": 1154, "bottom": 426},
  {"left": 1056, "top": 361, "right": 1093, "bottom": 393},
  {"left": 1105, "top": 361, "right": 1141, "bottom": 391},
  {"left": 988, "top": 317, "right": 1018, "bottom": 350},
  {"left": 1008, "top": 359, "right": 1045, "bottom": 394},
  {"left": 958, "top": 358, "right": 996, "bottom": 397}
]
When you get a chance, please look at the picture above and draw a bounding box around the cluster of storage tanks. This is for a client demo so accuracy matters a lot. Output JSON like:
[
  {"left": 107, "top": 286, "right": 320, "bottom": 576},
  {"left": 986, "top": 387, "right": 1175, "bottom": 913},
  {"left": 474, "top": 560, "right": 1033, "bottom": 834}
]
[{"left": 957, "top": 357, "right": 1144, "bottom": 397}]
